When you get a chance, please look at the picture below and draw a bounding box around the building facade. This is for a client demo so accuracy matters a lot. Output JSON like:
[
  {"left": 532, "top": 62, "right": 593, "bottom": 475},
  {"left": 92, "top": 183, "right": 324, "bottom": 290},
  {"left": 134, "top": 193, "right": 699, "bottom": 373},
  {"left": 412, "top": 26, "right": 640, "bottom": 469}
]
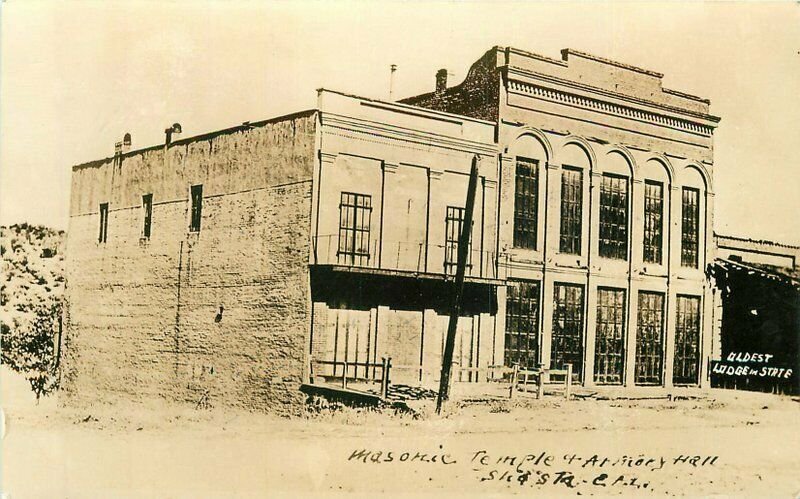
[
  {"left": 64, "top": 46, "right": 721, "bottom": 414},
  {"left": 63, "top": 90, "right": 501, "bottom": 413},
  {"left": 308, "top": 90, "right": 501, "bottom": 387},
  {"left": 404, "top": 46, "right": 720, "bottom": 388}
]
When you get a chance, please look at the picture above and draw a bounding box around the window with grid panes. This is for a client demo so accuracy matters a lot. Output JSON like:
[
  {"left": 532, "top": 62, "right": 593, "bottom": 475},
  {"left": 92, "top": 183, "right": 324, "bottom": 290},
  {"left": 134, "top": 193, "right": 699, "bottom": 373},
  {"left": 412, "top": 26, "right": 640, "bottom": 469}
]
[
  {"left": 673, "top": 295, "right": 701, "bottom": 385},
  {"left": 505, "top": 281, "right": 540, "bottom": 369},
  {"left": 681, "top": 187, "right": 700, "bottom": 268},
  {"left": 444, "top": 206, "right": 472, "bottom": 274},
  {"left": 599, "top": 174, "right": 628, "bottom": 260},
  {"left": 559, "top": 167, "right": 583, "bottom": 254},
  {"left": 643, "top": 181, "right": 663, "bottom": 264},
  {"left": 513, "top": 158, "right": 539, "bottom": 250},
  {"left": 594, "top": 287, "right": 626, "bottom": 384},
  {"left": 337, "top": 192, "right": 372, "bottom": 266},
  {"left": 551, "top": 283, "right": 584, "bottom": 379},
  {"left": 635, "top": 291, "right": 664, "bottom": 385}
]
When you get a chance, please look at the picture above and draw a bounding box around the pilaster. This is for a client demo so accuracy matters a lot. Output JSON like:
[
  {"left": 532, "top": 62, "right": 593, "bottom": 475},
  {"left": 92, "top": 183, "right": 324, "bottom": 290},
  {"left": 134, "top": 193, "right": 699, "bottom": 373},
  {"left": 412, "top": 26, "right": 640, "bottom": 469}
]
[
  {"left": 663, "top": 288, "right": 676, "bottom": 388},
  {"left": 624, "top": 282, "right": 639, "bottom": 386},
  {"left": 540, "top": 277, "right": 554, "bottom": 369},
  {"left": 588, "top": 171, "right": 603, "bottom": 268},
  {"left": 544, "top": 162, "right": 562, "bottom": 262},
  {"left": 583, "top": 280, "right": 597, "bottom": 387}
]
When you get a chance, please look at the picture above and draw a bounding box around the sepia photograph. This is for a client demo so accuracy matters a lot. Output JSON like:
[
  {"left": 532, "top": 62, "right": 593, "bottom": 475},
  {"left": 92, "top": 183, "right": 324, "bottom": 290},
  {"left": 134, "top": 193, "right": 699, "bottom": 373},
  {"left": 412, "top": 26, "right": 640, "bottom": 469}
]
[{"left": 1, "top": 1, "right": 799, "bottom": 497}]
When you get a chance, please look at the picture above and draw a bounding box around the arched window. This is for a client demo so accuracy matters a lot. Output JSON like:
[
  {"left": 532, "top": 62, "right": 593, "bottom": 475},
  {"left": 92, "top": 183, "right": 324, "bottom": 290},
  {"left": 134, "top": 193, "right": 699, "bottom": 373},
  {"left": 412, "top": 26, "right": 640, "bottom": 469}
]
[
  {"left": 641, "top": 159, "right": 672, "bottom": 265},
  {"left": 510, "top": 134, "right": 548, "bottom": 251},
  {"left": 680, "top": 166, "right": 707, "bottom": 269},
  {"left": 559, "top": 143, "right": 591, "bottom": 255},
  {"left": 598, "top": 152, "right": 632, "bottom": 260}
]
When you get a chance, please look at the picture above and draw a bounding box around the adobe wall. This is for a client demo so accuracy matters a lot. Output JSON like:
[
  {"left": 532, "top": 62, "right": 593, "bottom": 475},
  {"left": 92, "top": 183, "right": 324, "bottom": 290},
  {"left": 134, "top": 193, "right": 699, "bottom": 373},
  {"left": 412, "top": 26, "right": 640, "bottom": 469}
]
[{"left": 63, "top": 113, "right": 317, "bottom": 415}]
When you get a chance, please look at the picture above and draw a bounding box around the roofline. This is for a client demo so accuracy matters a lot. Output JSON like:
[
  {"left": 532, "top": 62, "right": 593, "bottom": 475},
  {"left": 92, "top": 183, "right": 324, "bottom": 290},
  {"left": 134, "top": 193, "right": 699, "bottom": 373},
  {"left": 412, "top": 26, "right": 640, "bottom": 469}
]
[
  {"left": 317, "top": 88, "right": 497, "bottom": 127},
  {"left": 560, "top": 48, "right": 664, "bottom": 78},
  {"left": 71, "top": 109, "right": 317, "bottom": 171},
  {"left": 502, "top": 45, "right": 714, "bottom": 108},
  {"left": 504, "top": 46, "right": 568, "bottom": 67},
  {"left": 715, "top": 232, "right": 800, "bottom": 251},
  {"left": 714, "top": 258, "right": 800, "bottom": 288},
  {"left": 662, "top": 87, "right": 711, "bottom": 105}
]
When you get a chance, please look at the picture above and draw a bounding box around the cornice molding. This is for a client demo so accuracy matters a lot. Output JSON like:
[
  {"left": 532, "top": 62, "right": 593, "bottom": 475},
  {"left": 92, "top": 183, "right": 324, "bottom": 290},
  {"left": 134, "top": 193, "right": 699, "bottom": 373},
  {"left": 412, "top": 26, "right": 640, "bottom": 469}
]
[
  {"left": 322, "top": 113, "right": 497, "bottom": 156},
  {"left": 507, "top": 77, "right": 716, "bottom": 137},
  {"left": 507, "top": 66, "right": 719, "bottom": 123}
]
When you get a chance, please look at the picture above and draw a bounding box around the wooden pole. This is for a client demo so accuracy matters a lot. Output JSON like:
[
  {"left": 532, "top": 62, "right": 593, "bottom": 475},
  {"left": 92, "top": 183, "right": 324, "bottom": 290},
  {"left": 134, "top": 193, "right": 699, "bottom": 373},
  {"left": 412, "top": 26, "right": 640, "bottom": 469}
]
[
  {"left": 436, "top": 157, "right": 480, "bottom": 414},
  {"left": 509, "top": 364, "right": 519, "bottom": 399},
  {"left": 380, "top": 357, "right": 389, "bottom": 399},
  {"left": 565, "top": 363, "right": 572, "bottom": 400},
  {"left": 537, "top": 363, "right": 545, "bottom": 400}
]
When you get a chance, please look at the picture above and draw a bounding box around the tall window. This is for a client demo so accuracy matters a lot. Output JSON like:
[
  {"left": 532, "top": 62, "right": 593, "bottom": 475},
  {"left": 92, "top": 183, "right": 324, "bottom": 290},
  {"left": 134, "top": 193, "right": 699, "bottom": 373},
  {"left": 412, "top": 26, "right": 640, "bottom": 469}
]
[
  {"left": 674, "top": 295, "right": 701, "bottom": 385},
  {"left": 594, "top": 287, "right": 626, "bottom": 384},
  {"left": 559, "top": 167, "right": 583, "bottom": 254},
  {"left": 551, "top": 283, "right": 584, "bottom": 379},
  {"left": 505, "top": 280, "right": 540, "bottom": 369},
  {"left": 635, "top": 291, "right": 664, "bottom": 385},
  {"left": 681, "top": 187, "right": 700, "bottom": 268},
  {"left": 643, "top": 181, "right": 663, "bottom": 264},
  {"left": 337, "top": 192, "right": 372, "bottom": 266},
  {"left": 142, "top": 194, "right": 153, "bottom": 239},
  {"left": 444, "top": 206, "right": 472, "bottom": 274},
  {"left": 599, "top": 174, "right": 628, "bottom": 260},
  {"left": 513, "top": 158, "right": 539, "bottom": 250},
  {"left": 189, "top": 184, "right": 203, "bottom": 233},
  {"left": 98, "top": 203, "right": 109, "bottom": 243}
]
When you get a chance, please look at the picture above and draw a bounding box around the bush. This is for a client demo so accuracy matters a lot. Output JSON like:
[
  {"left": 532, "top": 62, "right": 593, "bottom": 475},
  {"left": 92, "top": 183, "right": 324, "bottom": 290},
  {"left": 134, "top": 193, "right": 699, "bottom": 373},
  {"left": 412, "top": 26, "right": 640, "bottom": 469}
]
[{"left": 1, "top": 300, "right": 62, "bottom": 399}]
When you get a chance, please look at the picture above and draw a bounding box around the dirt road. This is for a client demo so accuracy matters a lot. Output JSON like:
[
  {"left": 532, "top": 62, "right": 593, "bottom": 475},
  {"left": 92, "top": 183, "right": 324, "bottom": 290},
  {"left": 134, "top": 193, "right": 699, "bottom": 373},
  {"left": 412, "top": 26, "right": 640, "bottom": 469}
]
[{"left": 3, "top": 388, "right": 799, "bottom": 497}]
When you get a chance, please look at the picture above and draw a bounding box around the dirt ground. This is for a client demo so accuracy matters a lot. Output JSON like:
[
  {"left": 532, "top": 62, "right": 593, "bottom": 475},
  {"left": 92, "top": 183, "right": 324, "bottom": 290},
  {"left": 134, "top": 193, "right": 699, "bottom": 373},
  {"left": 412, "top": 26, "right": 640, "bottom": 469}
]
[{"left": 2, "top": 369, "right": 799, "bottom": 498}]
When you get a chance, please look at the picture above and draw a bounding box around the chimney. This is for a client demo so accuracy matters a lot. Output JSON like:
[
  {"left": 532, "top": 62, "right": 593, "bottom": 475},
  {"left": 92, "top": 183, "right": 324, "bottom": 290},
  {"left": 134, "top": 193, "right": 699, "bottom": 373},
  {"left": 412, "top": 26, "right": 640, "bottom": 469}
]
[
  {"left": 435, "top": 68, "right": 448, "bottom": 94},
  {"left": 165, "top": 123, "right": 182, "bottom": 146},
  {"left": 122, "top": 133, "right": 132, "bottom": 153}
]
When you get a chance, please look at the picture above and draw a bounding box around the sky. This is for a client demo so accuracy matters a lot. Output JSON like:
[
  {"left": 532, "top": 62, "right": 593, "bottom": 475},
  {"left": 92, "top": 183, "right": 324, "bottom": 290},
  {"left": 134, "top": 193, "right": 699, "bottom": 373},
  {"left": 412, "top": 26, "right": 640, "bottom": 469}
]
[{"left": 1, "top": 1, "right": 799, "bottom": 245}]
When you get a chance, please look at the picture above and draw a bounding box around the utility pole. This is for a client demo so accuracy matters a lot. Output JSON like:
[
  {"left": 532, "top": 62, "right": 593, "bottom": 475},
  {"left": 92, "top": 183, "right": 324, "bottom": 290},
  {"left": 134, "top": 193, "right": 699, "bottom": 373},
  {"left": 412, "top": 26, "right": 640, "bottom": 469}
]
[{"left": 436, "top": 156, "right": 480, "bottom": 414}]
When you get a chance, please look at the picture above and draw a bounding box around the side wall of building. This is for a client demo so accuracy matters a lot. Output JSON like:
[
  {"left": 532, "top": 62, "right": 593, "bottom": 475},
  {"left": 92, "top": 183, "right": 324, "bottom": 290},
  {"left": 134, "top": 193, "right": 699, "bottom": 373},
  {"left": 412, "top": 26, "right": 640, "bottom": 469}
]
[{"left": 63, "top": 113, "right": 317, "bottom": 415}]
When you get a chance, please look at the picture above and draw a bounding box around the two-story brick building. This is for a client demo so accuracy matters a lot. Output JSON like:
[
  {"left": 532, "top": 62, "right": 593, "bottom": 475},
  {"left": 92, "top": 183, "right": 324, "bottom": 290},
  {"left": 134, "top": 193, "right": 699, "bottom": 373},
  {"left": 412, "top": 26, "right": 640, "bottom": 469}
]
[{"left": 63, "top": 46, "right": 721, "bottom": 414}]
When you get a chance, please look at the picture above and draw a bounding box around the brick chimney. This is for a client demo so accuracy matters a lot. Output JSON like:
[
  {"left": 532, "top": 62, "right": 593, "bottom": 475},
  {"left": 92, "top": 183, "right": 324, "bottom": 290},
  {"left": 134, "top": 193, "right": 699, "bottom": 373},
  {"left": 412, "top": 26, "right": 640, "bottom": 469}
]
[
  {"left": 435, "top": 68, "right": 448, "bottom": 94},
  {"left": 165, "top": 123, "right": 182, "bottom": 146}
]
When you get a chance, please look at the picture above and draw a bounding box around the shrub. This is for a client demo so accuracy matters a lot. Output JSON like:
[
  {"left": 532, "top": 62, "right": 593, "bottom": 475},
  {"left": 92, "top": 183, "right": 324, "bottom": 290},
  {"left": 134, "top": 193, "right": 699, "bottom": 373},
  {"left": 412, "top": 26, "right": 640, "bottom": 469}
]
[{"left": 1, "top": 300, "right": 62, "bottom": 399}]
